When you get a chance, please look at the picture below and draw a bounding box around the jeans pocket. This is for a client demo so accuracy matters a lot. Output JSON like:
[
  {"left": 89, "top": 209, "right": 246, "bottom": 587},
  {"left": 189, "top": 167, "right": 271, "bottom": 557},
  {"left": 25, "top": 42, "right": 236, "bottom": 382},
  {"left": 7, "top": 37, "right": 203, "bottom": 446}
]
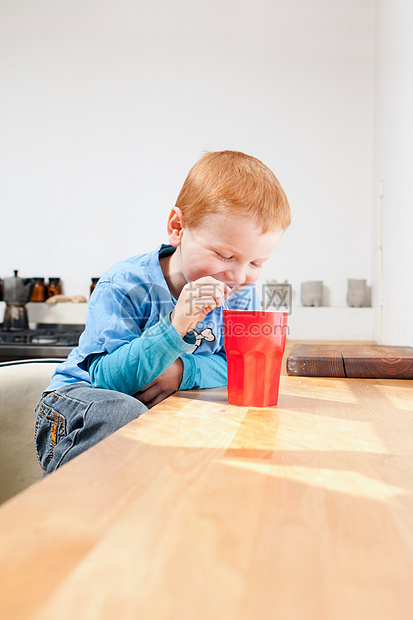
[{"left": 34, "top": 397, "right": 67, "bottom": 473}]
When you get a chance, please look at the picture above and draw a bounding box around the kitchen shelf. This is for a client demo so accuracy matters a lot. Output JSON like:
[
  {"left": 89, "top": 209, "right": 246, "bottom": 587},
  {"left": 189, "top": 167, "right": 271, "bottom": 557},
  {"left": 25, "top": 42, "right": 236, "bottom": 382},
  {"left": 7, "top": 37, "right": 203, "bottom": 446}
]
[
  {"left": 27, "top": 302, "right": 89, "bottom": 327},
  {"left": 286, "top": 306, "right": 376, "bottom": 341},
  {"left": 0, "top": 302, "right": 376, "bottom": 341}
]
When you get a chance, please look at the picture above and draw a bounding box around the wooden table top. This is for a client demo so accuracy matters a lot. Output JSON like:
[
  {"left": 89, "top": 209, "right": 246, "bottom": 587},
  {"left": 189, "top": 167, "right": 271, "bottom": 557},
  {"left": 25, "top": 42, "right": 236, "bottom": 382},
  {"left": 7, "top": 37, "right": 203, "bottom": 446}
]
[
  {"left": 1, "top": 343, "right": 413, "bottom": 619},
  {"left": 287, "top": 343, "right": 413, "bottom": 378}
]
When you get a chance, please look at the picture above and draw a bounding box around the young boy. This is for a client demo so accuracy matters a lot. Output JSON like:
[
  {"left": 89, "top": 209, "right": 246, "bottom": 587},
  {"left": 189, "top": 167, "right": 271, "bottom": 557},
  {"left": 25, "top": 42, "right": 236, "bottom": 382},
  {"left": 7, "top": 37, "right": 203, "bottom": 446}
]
[{"left": 35, "top": 150, "right": 291, "bottom": 474}]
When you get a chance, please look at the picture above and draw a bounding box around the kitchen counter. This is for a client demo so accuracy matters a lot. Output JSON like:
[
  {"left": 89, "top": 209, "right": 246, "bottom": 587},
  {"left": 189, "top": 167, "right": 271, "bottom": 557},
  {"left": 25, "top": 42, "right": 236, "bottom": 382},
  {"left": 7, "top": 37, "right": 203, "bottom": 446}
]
[{"left": 1, "top": 344, "right": 413, "bottom": 619}]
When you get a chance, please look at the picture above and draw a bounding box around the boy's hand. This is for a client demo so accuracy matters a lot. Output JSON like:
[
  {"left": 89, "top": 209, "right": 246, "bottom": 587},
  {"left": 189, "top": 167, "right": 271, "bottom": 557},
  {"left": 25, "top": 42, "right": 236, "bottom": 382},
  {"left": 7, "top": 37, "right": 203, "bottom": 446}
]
[
  {"left": 171, "top": 276, "right": 230, "bottom": 337},
  {"left": 133, "top": 359, "right": 184, "bottom": 409}
]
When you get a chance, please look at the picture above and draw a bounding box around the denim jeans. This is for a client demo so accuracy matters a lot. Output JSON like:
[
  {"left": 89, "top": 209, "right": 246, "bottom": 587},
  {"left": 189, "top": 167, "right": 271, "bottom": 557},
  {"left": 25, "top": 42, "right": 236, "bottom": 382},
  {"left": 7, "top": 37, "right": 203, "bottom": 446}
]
[{"left": 34, "top": 384, "right": 147, "bottom": 475}]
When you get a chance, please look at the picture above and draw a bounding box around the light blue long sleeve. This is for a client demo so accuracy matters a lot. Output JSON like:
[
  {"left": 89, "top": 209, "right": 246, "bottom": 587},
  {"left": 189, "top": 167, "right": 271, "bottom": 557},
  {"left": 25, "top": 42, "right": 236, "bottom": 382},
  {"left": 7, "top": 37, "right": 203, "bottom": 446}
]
[
  {"left": 88, "top": 314, "right": 195, "bottom": 394},
  {"left": 179, "top": 349, "right": 227, "bottom": 389}
]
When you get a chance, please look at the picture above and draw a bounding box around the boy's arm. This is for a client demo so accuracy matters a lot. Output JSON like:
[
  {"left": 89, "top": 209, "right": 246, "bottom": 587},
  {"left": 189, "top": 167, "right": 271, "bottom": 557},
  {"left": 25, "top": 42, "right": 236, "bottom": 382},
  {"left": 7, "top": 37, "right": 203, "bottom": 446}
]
[
  {"left": 179, "top": 348, "right": 227, "bottom": 390},
  {"left": 87, "top": 314, "right": 195, "bottom": 395},
  {"left": 134, "top": 348, "right": 227, "bottom": 408},
  {"left": 87, "top": 277, "right": 229, "bottom": 402}
]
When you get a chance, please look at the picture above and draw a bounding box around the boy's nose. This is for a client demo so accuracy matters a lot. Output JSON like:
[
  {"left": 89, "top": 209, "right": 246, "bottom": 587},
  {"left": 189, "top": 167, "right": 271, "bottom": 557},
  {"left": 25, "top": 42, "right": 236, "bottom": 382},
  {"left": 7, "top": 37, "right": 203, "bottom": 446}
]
[{"left": 225, "top": 265, "right": 248, "bottom": 287}]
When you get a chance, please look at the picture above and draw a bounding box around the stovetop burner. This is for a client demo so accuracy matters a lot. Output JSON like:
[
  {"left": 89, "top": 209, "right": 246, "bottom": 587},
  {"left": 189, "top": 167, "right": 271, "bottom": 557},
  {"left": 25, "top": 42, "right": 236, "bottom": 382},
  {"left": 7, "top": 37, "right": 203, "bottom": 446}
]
[
  {"left": 0, "top": 325, "right": 83, "bottom": 346},
  {"left": 0, "top": 323, "right": 85, "bottom": 362}
]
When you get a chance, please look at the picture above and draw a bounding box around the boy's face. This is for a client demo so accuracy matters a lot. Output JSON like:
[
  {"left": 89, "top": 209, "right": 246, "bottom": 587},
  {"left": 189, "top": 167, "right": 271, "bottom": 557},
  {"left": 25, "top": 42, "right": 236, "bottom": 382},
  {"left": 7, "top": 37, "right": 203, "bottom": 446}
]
[{"left": 167, "top": 208, "right": 284, "bottom": 293}]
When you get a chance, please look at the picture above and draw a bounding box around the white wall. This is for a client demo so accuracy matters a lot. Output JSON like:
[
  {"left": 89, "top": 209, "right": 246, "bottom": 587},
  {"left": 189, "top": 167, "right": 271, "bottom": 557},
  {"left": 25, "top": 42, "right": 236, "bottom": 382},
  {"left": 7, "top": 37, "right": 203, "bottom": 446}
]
[
  {"left": 1, "top": 1, "right": 375, "bottom": 321},
  {"left": 373, "top": 0, "right": 413, "bottom": 346}
]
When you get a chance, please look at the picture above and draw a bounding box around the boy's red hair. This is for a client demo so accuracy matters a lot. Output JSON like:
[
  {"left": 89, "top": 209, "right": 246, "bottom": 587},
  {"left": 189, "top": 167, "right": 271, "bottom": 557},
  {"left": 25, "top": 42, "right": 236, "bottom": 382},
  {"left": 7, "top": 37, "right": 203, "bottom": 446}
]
[{"left": 175, "top": 150, "right": 291, "bottom": 233}]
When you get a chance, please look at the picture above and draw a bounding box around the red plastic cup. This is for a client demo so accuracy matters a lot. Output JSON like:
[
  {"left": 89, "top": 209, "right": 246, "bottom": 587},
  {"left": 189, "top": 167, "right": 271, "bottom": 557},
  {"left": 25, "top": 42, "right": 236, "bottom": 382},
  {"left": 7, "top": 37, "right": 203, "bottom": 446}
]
[{"left": 223, "top": 310, "right": 288, "bottom": 407}]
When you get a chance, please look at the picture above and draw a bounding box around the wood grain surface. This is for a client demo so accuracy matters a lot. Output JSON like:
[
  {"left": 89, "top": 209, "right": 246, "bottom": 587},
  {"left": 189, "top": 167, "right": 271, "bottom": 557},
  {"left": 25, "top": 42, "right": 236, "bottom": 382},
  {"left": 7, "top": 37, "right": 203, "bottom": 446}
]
[
  {"left": 287, "top": 344, "right": 413, "bottom": 378},
  {"left": 1, "top": 345, "right": 413, "bottom": 619}
]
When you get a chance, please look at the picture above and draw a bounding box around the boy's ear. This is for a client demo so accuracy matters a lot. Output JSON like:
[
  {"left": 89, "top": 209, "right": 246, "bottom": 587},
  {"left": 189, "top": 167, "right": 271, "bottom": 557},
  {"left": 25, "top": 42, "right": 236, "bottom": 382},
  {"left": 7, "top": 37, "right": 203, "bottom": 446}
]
[{"left": 167, "top": 207, "right": 185, "bottom": 246}]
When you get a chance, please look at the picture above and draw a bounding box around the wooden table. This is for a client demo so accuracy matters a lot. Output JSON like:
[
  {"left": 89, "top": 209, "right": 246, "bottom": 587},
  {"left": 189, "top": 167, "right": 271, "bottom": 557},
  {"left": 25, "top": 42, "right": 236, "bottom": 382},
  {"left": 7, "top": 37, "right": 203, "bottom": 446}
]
[{"left": 1, "top": 344, "right": 413, "bottom": 619}]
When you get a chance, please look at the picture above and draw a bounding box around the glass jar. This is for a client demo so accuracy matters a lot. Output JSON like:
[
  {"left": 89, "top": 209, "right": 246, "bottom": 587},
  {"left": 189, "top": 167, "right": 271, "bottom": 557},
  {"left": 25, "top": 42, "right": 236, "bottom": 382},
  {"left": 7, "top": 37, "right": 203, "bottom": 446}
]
[
  {"left": 47, "top": 278, "right": 62, "bottom": 298},
  {"left": 30, "top": 278, "right": 47, "bottom": 302}
]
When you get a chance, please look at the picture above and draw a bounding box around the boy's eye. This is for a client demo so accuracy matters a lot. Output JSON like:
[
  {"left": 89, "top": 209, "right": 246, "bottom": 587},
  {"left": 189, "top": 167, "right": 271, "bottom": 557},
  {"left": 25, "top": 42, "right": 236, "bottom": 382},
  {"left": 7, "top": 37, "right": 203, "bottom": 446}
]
[
  {"left": 251, "top": 262, "right": 263, "bottom": 269},
  {"left": 216, "top": 252, "right": 233, "bottom": 262}
]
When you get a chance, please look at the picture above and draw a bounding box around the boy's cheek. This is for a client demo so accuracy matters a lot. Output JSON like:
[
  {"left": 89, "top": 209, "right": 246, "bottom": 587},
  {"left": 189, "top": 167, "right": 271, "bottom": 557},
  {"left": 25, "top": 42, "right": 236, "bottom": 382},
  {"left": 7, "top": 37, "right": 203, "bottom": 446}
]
[
  {"left": 186, "top": 259, "right": 222, "bottom": 282},
  {"left": 249, "top": 272, "right": 262, "bottom": 285}
]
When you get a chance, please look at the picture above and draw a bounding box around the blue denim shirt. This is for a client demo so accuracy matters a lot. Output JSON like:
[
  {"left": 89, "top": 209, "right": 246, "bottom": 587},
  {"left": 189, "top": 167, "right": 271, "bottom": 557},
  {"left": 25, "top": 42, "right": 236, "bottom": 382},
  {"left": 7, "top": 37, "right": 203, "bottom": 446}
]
[{"left": 46, "top": 245, "right": 259, "bottom": 394}]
